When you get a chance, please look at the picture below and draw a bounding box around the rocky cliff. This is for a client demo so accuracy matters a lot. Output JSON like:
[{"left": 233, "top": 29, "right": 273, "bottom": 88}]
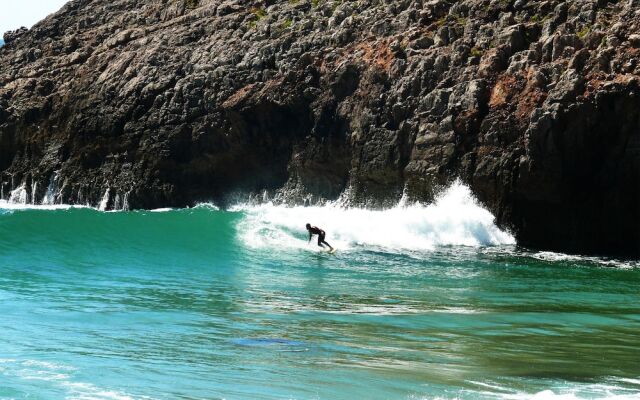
[{"left": 1, "top": 0, "right": 639, "bottom": 256}]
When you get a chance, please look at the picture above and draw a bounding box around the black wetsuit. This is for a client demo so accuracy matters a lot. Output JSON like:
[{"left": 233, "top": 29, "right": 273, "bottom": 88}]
[{"left": 307, "top": 226, "right": 333, "bottom": 250}]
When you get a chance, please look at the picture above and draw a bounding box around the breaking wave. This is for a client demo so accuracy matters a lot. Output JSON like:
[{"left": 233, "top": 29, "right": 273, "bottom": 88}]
[{"left": 235, "top": 181, "right": 515, "bottom": 252}]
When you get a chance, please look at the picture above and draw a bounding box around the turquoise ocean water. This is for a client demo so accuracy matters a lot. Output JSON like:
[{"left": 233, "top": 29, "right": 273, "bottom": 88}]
[{"left": 1, "top": 184, "right": 639, "bottom": 399}]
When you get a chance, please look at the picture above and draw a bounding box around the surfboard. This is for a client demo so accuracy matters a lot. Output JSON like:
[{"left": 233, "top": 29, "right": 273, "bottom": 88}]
[{"left": 327, "top": 248, "right": 337, "bottom": 254}]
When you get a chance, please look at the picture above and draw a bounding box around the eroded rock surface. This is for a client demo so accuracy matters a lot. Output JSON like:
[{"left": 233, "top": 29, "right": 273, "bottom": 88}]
[{"left": 1, "top": 0, "right": 639, "bottom": 255}]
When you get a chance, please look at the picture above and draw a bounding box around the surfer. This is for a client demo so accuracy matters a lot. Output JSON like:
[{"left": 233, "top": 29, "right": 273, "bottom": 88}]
[{"left": 306, "top": 223, "right": 334, "bottom": 251}]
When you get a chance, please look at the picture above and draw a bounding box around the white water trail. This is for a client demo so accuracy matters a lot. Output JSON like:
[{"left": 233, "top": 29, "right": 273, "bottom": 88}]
[
  {"left": 42, "top": 173, "right": 59, "bottom": 205},
  {"left": 31, "top": 181, "right": 38, "bottom": 204},
  {"left": 122, "top": 191, "right": 131, "bottom": 211},
  {"left": 98, "top": 188, "right": 111, "bottom": 211},
  {"left": 9, "top": 184, "right": 28, "bottom": 204},
  {"left": 235, "top": 181, "right": 515, "bottom": 252}
]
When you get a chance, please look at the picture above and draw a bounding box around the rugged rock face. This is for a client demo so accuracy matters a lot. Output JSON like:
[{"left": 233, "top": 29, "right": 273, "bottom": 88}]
[{"left": 1, "top": 0, "right": 639, "bottom": 256}]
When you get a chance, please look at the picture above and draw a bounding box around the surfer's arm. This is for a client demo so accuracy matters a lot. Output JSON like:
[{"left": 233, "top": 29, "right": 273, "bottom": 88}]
[{"left": 308, "top": 232, "right": 312, "bottom": 243}]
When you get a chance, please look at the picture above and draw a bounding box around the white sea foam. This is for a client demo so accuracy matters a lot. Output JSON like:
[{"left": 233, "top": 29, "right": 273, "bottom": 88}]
[
  {"left": 410, "top": 379, "right": 640, "bottom": 400},
  {"left": 480, "top": 246, "right": 640, "bottom": 270},
  {"left": 235, "top": 181, "right": 515, "bottom": 252},
  {"left": 618, "top": 378, "right": 640, "bottom": 386},
  {"left": 481, "top": 379, "right": 640, "bottom": 400},
  {"left": 149, "top": 207, "right": 174, "bottom": 212},
  {"left": 193, "top": 202, "right": 220, "bottom": 211},
  {"left": 0, "top": 358, "right": 148, "bottom": 400},
  {"left": 520, "top": 388, "right": 640, "bottom": 400},
  {"left": 0, "top": 199, "right": 87, "bottom": 211},
  {"left": 528, "top": 251, "right": 640, "bottom": 269}
]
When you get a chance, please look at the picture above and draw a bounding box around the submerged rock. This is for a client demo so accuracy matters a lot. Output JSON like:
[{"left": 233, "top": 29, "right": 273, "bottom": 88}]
[{"left": 0, "top": 0, "right": 638, "bottom": 256}]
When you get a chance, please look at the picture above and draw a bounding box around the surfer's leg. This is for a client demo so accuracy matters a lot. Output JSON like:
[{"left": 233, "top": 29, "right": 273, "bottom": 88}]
[
  {"left": 319, "top": 234, "right": 333, "bottom": 250},
  {"left": 318, "top": 235, "right": 325, "bottom": 248}
]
